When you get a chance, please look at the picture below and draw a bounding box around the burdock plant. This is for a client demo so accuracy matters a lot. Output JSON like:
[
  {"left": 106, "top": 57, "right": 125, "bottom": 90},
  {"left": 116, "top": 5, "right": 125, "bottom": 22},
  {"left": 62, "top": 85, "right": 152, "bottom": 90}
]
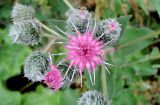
[
  {"left": 9, "top": 1, "right": 130, "bottom": 104},
  {"left": 9, "top": 3, "right": 61, "bottom": 45},
  {"left": 50, "top": 8, "right": 119, "bottom": 87}
]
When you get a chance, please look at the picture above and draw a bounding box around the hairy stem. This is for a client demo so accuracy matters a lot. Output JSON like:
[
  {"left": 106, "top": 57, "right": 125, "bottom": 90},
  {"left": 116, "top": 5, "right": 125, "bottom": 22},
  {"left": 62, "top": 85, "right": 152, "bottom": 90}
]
[
  {"left": 35, "top": 18, "right": 66, "bottom": 39},
  {"left": 41, "top": 23, "right": 62, "bottom": 38},
  {"left": 43, "top": 38, "right": 56, "bottom": 52},
  {"left": 101, "top": 67, "right": 108, "bottom": 97}
]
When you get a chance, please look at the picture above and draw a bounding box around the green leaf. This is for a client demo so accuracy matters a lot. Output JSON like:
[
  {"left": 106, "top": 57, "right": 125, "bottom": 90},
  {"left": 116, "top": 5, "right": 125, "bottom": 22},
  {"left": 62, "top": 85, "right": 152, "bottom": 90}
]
[
  {"left": 111, "top": 68, "right": 125, "bottom": 97},
  {"left": 117, "top": 27, "right": 154, "bottom": 55},
  {"left": 133, "top": 62, "right": 157, "bottom": 76},
  {"left": 113, "top": 89, "right": 137, "bottom": 105},
  {"left": 118, "top": 50, "right": 158, "bottom": 76},
  {"left": 155, "top": 0, "right": 160, "bottom": 17},
  {"left": 22, "top": 85, "right": 61, "bottom": 105},
  {"left": 0, "top": 29, "right": 32, "bottom": 80},
  {"left": 0, "top": 82, "right": 21, "bottom": 105},
  {"left": 106, "top": 66, "right": 116, "bottom": 99},
  {"left": 0, "top": 5, "right": 11, "bottom": 19},
  {"left": 150, "top": 47, "right": 159, "bottom": 57},
  {"left": 60, "top": 89, "right": 80, "bottom": 105},
  {"left": 22, "top": 85, "right": 80, "bottom": 105},
  {"left": 135, "top": 0, "right": 149, "bottom": 15},
  {"left": 117, "top": 15, "right": 132, "bottom": 36},
  {"left": 135, "top": 94, "right": 150, "bottom": 105}
]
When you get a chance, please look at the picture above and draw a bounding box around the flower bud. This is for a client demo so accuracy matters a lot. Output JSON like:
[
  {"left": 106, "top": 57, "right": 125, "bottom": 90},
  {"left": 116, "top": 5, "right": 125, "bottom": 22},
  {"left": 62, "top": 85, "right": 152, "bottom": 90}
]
[
  {"left": 66, "top": 9, "right": 93, "bottom": 33},
  {"left": 11, "top": 3, "right": 35, "bottom": 22},
  {"left": 43, "top": 65, "right": 63, "bottom": 90},
  {"left": 95, "top": 18, "right": 121, "bottom": 45},
  {"left": 78, "top": 90, "right": 111, "bottom": 105},
  {"left": 24, "top": 51, "right": 50, "bottom": 81},
  {"left": 9, "top": 20, "right": 42, "bottom": 45},
  {"left": 57, "top": 61, "right": 79, "bottom": 89}
]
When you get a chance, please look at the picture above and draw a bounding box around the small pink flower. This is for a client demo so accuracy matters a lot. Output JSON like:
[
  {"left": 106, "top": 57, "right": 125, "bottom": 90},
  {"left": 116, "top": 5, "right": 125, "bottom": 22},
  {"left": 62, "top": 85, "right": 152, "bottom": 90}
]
[
  {"left": 66, "top": 31, "right": 104, "bottom": 74},
  {"left": 79, "top": 10, "right": 85, "bottom": 19},
  {"left": 43, "top": 65, "right": 62, "bottom": 90},
  {"left": 107, "top": 19, "right": 119, "bottom": 32}
]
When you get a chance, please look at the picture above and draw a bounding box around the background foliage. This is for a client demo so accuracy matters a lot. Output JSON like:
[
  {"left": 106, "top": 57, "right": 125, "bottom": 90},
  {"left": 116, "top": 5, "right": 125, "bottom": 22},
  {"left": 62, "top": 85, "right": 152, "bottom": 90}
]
[{"left": 0, "top": 0, "right": 160, "bottom": 105}]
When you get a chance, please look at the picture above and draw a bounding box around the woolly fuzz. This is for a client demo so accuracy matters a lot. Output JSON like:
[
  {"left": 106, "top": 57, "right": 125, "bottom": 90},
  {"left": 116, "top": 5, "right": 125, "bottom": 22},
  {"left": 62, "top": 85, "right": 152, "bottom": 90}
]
[
  {"left": 57, "top": 61, "right": 79, "bottom": 89},
  {"left": 78, "top": 90, "right": 111, "bottom": 105},
  {"left": 66, "top": 9, "right": 92, "bottom": 33},
  {"left": 9, "top": 20, "right": 42, "bottom": 45},
  {"left": 95, "top": 18, "right": 121, "bottom": 45},
  {"left": 24, "top": 51, "right": 50, "bottom": 81},
  {"left": 11, "top": 3, "right": 35, "bottom": 22}
]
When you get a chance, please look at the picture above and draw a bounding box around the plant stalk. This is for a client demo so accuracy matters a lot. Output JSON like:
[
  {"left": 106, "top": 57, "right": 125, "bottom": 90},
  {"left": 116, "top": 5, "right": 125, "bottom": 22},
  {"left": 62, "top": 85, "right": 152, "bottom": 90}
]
[{"left": 101, "top": 67, "right": 108, "bottom": 97}]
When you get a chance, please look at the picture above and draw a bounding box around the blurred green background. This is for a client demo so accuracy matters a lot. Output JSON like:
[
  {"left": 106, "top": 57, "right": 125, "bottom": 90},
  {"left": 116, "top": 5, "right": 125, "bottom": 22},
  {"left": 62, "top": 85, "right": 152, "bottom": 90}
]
[{"left": 0, "top": 0, "right": 160, "bottom": 105}]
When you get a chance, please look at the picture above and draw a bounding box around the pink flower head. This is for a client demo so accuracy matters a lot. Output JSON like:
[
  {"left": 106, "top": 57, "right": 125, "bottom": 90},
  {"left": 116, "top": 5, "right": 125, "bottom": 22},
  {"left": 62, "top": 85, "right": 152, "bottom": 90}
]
[
  {"left": 107, "top": 19, "right": 119, "bottom": 32},
  {"left": 66, "top": 31, "right": 104, "bottom": 74},
  {"left": 79, "top": 10, "right": 86, "bottom": 19},
  {"left": 43, "top": 65, "right": 62, "bottom": 90},
  {"left": 53, "top": 10, "right": 117, "bottom": 86}
]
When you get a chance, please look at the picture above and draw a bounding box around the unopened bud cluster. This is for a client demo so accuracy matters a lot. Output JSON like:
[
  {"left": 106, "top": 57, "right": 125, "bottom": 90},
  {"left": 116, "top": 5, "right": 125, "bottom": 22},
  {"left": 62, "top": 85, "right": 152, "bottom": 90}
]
[
  {"left": 9, "top": 3, "right": 123, "bottom": 101},
  {"left": 66, "top": 9, "right": 121, "bottom": 45},
  {"left": 9, "top": 3, "right": 42, "bottom": 45}
]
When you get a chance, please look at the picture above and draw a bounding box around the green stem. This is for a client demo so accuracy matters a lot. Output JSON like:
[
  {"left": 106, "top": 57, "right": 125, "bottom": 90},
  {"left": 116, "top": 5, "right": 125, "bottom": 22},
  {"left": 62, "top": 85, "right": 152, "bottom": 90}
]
[
  {"left": 101, "top": 67, "right": 108, "bottom": 96},
  {"left": 42, "top": 33, "right": 53, "bottom": 37},
  {"left": 43, "top": 38, "right": 56, "bottom": 52},
  {"left": 63, "top": 0, "right": 74, "bottom": 10},
  {"left": 41, "top": 23, "right": 63, "bottom": 38},
  {"left": 20, "top": 82, "right": 34, "bottom": 92},
  {"left": 35, "top": 18, "right": 66, "bottom": 39}
]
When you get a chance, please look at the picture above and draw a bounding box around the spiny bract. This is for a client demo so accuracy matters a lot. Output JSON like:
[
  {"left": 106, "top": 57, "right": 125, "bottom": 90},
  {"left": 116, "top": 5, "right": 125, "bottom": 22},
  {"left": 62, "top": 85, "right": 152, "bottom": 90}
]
[
  {"left": 66, "top": 9, "right": 93, "bottom": 34},
  {"left": 78, "top": 90, "right": 111, "bottom": 105},
  {"left": 11, "top": 3, "right": 35, "bottom": 22},
  {"left": 95, "top": 18, "right": 121, "bottom": 45},
  {"left": 57, "top": 61, "right": 79, "bottom": 89},
  {"left": 9, "top": 20, "right": 42, "bottom": 45},
  {"left": 24, "top": 51, "right": 50, "bottom": 81}
]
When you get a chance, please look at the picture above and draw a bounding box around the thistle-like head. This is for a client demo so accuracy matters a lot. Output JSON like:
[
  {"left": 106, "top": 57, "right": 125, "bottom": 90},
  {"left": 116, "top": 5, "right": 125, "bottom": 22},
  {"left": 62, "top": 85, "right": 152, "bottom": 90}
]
[
  {"left": 11, "top": 3, "right": 35, "bottom": 22},
  {"left": 78, "top": 90, "right": 111, "bottom": 105},
  {"left": 66, "top": 9, "right": 92, "bottom": 33},
  {"left": 43, "top": 65, "right": 63, "bottom": 90},
  {"left": 24, "top": 51, "right": 50, "bottom": 81},
  {"left": 9, "top": 20, "right": 42, "bottom": 45},
  {"left": 66, "top": 31, "right": 104, "bottom": 73},
  {"left": 95, "top": 18, "right": 121, "bottom": 45}
]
